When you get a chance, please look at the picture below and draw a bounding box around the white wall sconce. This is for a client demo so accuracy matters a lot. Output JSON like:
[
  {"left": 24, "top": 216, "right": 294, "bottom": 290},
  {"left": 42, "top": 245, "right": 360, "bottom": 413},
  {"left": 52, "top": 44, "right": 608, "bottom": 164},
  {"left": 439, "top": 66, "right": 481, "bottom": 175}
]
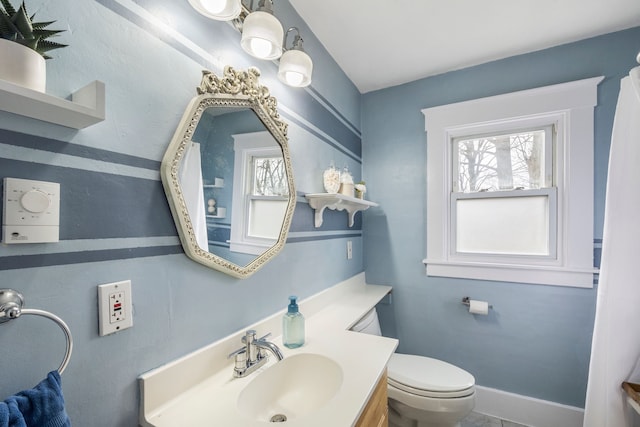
[
  {"left": 240, "top": 0, "right": 283, "bottom": 60},
  {"left": 278, "top": 27, "right": 312, "bottom": 87},
  {"left": 189, "top": 0, "right": 313, "bottom": 87},
  {"left": 187, "top": 0, "right": 242, "bottom": 21}
]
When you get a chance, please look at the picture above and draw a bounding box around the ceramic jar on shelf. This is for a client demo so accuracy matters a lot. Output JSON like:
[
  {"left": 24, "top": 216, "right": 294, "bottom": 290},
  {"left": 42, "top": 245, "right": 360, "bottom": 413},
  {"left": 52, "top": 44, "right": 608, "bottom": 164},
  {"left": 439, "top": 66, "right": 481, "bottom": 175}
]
[{"left": 338, "top": 165, "right": 354, "bottom": 197}]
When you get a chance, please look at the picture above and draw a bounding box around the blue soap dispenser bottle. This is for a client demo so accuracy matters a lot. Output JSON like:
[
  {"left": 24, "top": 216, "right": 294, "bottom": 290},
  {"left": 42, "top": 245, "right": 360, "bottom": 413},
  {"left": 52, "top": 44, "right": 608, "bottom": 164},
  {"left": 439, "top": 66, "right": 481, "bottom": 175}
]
[{"left": 283, "top": 295, "right": 305, "bottom": 348}]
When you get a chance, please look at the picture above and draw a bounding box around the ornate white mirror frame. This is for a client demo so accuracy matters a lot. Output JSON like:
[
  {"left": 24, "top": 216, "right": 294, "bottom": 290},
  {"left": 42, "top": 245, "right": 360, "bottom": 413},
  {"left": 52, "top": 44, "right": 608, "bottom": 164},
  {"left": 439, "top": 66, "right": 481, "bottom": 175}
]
[{"left": 161, "top": 66, "right": 296, "bottom": 278}]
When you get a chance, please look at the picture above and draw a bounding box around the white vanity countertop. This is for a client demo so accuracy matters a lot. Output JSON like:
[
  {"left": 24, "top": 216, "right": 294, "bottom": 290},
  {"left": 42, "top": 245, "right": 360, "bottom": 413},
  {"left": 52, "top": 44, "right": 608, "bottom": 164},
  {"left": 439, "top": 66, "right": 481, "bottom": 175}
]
[{"left": 139, "top": 273, "right": 398, "bottom": 427}]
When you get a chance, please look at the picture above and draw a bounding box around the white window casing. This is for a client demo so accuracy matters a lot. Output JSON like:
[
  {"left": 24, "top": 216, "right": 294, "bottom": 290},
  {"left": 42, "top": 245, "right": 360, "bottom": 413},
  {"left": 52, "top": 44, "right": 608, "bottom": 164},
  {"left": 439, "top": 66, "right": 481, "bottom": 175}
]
[
  {"left": 230, "top": 131, "right": 286, "bottom": 256},
  {"left": 422, "top": 77, "right": 603, "bottom": 287}
]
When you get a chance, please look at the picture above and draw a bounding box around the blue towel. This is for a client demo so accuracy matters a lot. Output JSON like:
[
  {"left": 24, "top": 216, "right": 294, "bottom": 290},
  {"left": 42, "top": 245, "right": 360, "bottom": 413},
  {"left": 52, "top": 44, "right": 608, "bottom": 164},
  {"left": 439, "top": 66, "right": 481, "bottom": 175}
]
[{"left": 0, "top": 371, "right": 71, "bottom": 427}]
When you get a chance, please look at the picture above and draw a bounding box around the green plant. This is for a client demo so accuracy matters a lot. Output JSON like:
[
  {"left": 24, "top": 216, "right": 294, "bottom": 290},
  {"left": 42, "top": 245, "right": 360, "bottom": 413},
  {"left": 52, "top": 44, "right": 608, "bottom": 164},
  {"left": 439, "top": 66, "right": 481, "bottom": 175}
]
[{"left": 0, "top": 0, "right": 66, "bottom": 58}]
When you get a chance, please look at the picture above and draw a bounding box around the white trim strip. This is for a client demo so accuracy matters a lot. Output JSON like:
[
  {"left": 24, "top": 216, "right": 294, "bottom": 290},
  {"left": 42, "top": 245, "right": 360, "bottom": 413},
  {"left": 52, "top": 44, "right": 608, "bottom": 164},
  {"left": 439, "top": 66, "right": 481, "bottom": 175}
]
[
  {"left": 0, "top": 143, "right": 160, "bottom": 180},
  {"left": 288, "top": 230, "right": 362, "bottom": 239},
  {"left": 279, "top": 104, "right": 361, "bottom": 161},
  {"left": 2, "top": 236, "right": 180, "bottom": 256},
  {"left": 109, "top": 0, "right": 224, "bottom": 74}
]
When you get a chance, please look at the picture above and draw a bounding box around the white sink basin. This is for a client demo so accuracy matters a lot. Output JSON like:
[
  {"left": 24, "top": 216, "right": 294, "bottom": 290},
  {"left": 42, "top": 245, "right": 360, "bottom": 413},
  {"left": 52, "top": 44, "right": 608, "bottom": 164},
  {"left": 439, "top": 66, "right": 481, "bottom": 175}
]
[{"left": 237, "top": 353, "right": 343, "bottom": 423}]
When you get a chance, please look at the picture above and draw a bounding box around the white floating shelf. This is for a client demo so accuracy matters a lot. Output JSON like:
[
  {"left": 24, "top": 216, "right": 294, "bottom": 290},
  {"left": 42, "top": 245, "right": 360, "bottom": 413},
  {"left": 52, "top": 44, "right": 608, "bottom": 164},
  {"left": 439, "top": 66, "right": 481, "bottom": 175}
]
[
  {"left": 203, "top": 184, "right": 224, "bottom": 189},
  {"left": 305, "top": 193, "right": 378, "bottom": 228},
  {"left": 0, "top": 79, "right": 105, "bottom": 129},
  {"left": 206, "top": 214, "right": 226, "bottom": 219}
]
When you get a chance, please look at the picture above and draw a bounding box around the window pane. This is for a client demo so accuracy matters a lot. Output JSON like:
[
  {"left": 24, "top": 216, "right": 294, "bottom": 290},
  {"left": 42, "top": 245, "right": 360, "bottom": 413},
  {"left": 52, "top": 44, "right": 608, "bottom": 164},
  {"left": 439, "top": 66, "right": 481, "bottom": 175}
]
[
  {"left": 455, "top": 129, "right": 548, "bottom": 193},
  {"left": 455, "top": 195, "right": 550, "bottom": 256},
  {"left": 248, "top": 199, "right": 288, "bottom": 239},
  {"left": 252, "top": 157, "right": 289, "bottom": 196}
]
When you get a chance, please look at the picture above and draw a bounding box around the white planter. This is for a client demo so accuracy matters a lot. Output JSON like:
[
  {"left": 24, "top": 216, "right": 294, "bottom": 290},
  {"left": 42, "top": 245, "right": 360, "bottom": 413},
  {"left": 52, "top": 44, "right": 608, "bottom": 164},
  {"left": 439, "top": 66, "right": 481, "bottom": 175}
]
[{"left": 0, "top": 38, "right": 46, "bottom": 92}]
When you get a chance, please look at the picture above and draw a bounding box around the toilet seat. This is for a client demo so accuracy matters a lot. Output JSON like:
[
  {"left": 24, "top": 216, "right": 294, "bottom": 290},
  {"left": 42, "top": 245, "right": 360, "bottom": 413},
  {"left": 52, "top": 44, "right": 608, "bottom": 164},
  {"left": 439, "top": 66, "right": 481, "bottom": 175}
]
[{"left": 387, "top": 353, "right": 475, "bottom": 398}]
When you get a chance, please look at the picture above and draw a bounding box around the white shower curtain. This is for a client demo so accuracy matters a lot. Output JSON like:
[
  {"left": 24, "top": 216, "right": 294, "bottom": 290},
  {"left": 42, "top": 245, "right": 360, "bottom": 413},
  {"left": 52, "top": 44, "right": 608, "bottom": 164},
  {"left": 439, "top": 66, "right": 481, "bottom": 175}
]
[
  {"left": 178, "top": 142, "right": 209, "bottom": 250},
  {"left": 584, "top": 65, "right": 640, "bottom": 426}
]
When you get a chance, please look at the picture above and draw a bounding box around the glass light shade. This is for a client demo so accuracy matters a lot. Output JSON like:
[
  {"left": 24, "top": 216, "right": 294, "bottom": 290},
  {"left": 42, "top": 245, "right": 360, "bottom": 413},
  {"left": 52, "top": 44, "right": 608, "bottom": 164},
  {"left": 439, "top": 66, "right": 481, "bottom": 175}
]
[
  {"left": 240, "top": 11, "right": 283, "bottom": 60},
  {"left": 278, "top": 49, "right": 312, "bottom": 87},
  {"left": 188, "top": 0, "right": 241, "bottom": 21}
]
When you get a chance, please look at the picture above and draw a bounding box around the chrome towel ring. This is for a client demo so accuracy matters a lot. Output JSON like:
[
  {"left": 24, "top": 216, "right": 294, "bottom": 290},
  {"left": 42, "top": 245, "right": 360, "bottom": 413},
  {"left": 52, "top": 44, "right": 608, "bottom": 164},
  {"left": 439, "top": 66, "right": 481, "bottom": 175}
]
[{"left": 0, "top": 289, "right": 73, "bottom": 374}]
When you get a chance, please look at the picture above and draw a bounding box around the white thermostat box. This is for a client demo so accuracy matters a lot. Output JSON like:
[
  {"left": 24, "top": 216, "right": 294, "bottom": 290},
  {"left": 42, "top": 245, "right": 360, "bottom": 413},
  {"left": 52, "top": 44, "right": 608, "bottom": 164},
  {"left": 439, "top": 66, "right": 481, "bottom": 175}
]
[{"left": 2, "top": 177, "right": 60, "bottom": 244}]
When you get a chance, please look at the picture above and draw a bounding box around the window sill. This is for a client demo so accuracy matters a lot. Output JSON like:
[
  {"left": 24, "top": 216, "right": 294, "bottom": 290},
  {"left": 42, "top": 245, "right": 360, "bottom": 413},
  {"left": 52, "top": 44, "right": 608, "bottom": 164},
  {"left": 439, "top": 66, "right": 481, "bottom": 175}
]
[
  {"left": 423, "top": 259, "right": 597, "bottom": 288},
  {"left": 230, "top": 240, "right": 275, "bottom": 256}
]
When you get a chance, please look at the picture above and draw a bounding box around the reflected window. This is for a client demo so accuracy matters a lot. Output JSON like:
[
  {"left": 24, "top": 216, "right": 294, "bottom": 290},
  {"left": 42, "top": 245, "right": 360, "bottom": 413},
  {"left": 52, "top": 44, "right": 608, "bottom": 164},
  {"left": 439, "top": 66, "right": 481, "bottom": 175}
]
[
  {"left": 247, "top": 155, "right": 289, "bottom": 240},
  {"left": 230, "top": 131, "right": 288, "bottom": 255}
]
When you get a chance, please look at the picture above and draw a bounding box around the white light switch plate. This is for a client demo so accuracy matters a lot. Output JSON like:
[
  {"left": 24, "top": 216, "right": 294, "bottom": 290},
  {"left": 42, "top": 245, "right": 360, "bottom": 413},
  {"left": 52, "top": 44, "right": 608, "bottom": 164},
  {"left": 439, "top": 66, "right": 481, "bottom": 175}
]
[{"left": 98, "top": 280, "right": 133, "bottom": 336}]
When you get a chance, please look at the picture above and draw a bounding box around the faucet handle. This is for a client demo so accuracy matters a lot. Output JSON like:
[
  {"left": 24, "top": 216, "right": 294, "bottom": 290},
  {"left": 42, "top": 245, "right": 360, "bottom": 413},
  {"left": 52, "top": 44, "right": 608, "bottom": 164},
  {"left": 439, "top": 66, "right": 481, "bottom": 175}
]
[
  {"left": 257, "top": 332, "right": 272, "bottom": 342},
  {"left": 227, "top": 346, "right": 246, "bottom": 359},
  {"left": 232, "top": 350, "right": 246, "bottom": 371}
]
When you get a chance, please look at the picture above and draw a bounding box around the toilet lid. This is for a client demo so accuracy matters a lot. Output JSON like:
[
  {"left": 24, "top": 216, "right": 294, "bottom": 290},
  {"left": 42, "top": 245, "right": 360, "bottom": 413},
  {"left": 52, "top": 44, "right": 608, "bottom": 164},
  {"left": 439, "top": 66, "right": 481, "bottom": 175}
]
[{"left": 388, "top": 353, "right": 475, "bottom": 396}]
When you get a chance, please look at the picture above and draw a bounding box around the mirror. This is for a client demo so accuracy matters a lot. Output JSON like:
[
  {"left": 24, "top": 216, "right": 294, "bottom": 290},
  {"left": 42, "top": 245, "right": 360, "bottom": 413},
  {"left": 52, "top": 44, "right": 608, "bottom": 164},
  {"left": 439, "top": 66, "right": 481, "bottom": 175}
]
[{"left": 161, "top": 67, "right": 296, "bottom": 278}]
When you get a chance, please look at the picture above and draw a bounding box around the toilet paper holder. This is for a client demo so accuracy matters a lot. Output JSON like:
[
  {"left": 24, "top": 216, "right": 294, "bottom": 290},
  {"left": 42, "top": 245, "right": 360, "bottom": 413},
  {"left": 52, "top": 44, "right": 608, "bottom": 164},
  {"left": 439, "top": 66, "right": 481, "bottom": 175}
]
[{"left": 461, "top": 297, "right": 493, "bottom": 310}]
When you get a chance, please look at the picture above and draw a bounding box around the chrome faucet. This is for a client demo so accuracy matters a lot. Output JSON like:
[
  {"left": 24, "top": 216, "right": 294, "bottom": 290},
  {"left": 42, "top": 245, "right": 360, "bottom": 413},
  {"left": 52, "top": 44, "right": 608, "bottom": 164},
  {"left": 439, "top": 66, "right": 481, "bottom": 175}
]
[
  {"left": 227, "top": 330, "right": 284, "bottom": 378},
  {"left": 254, "top": 337, "right": 284, "bottom": 361}
]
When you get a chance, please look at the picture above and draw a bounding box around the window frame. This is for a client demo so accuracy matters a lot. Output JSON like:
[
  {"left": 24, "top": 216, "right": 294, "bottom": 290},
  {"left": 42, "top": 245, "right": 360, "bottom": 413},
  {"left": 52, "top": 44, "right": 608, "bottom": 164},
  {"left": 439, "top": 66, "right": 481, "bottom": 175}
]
[
  {"left": 422, "top": 77, "right": 603, "bottom": 288},
  {"left": 229, "top": 131, "right": 287, "bottom": 256}
]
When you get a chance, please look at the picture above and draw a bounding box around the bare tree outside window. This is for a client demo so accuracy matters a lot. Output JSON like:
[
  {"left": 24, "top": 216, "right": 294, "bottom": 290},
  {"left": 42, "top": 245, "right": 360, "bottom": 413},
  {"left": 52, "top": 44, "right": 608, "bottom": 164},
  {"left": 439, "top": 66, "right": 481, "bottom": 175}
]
[
  {"left": 456, "top": 129, "right": 547, "bottom": 193},
  {"left": 252, "top": 157, "right": 289, "bottom": 196}
]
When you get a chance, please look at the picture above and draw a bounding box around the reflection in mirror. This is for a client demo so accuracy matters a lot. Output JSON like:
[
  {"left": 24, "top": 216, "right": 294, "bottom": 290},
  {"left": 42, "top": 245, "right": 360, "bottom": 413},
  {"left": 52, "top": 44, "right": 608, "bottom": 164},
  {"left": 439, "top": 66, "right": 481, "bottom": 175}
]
[
  {"left": 161, "top": 67, "right": 296, "bottom": 278},
  {"left": 188, "top": 108, "right": 288, "bottom": 266}
]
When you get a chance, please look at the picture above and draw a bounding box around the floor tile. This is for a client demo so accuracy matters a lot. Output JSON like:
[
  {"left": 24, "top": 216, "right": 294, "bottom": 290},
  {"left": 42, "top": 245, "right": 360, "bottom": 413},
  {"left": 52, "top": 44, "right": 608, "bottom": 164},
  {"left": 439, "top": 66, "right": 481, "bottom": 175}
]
[{"left": 461, "top": 412, "right": 503, "bottom": 427}]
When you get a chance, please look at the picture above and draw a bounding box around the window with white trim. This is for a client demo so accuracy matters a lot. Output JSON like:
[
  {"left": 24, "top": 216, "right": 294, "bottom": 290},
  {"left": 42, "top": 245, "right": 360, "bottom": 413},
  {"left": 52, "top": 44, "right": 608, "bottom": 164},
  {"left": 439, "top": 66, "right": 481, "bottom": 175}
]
[
  {"left": 422, "top": 77, "right": 603, "bottom": 287},
  {"left": 452, "top": 126, "right": 556, "bottom": 259},
  {"left": 230, "top": 131, "right": 288, "bottom": 255}
]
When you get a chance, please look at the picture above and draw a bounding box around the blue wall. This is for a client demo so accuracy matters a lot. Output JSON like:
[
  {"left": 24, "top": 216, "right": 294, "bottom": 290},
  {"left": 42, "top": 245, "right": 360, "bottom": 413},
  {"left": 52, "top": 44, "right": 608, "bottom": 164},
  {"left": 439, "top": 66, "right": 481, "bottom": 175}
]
[
  {"left": 363, "top": 26, "right": 640, "bottom": 408},
  {"left": 0, "top": 0, "right": 363, "bottom": 425},
  {"left": 1, "top": 0, "right": 638, "bottom": 422}
]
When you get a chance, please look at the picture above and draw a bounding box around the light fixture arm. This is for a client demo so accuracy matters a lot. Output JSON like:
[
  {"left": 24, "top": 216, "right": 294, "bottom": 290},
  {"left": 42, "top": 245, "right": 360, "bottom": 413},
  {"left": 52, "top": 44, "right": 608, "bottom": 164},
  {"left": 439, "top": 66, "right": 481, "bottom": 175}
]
[
  {"left": 240, "top": 0, "right": 274, "bottom": 13},
  {"left": 256, "top": 0, "right": 275, "bottom": 13},
  {"left": 283, "top": 27, "right": 304, "bottom": 51}
]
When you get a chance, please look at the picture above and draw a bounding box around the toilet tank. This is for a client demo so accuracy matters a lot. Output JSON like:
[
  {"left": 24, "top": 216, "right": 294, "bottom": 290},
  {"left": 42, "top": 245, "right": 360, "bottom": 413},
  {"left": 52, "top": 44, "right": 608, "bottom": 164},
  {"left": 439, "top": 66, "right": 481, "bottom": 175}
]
[{"left": 351, "top": 308, "right": 382, "bottom": 336}]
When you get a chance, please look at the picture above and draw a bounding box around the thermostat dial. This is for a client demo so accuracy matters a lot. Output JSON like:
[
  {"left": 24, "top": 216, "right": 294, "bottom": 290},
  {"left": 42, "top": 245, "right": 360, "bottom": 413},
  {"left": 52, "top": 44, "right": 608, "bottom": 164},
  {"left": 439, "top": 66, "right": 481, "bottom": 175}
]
[{"left": 20, "top": 189, "right": 51, "bottom": 213}]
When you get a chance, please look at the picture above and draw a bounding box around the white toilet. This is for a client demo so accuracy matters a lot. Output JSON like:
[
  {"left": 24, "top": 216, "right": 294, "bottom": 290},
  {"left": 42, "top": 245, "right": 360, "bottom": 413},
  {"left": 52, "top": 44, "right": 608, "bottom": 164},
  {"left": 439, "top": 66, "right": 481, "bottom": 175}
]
[{"left": 351, "top": 308, "right": 475, "bottom": 427}]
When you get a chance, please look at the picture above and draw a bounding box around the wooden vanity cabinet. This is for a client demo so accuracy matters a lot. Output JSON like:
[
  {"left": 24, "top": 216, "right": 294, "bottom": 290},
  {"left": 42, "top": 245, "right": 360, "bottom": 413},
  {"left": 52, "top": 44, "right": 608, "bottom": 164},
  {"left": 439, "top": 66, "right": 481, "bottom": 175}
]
[{"left": 355, "top": 370, "right": 388, "bottom": 427}]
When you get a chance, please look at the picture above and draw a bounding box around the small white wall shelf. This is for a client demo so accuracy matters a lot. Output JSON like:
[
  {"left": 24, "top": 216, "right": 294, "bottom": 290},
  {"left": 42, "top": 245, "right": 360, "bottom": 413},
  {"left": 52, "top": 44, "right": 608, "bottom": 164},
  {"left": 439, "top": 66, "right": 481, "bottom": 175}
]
[
  {"left": 0, "top": 79, "right": 105, "bottom": 129},
  {"left": 305, "top": 193, "right": 378, "bottom": 228},
  {"left": 203, "top": 178, "right": 224, "bottom": 189},
  {"left": 206, "top": 213, "right": 226, "bottom": 219}
]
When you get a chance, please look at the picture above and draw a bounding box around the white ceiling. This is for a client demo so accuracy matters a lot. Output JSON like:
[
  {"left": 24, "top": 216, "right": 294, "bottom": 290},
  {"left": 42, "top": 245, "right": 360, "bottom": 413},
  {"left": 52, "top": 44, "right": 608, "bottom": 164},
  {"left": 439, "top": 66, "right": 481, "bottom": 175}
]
[{"left": 288, "top": 0, "right": 640, "bottom": 93}]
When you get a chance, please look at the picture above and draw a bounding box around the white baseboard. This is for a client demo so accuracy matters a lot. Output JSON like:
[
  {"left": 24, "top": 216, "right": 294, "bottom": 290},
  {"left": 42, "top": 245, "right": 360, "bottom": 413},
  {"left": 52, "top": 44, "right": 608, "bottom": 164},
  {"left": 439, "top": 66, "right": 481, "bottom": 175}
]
[{"left": 474, "top": 385, "right": 584, "bottom": 427}]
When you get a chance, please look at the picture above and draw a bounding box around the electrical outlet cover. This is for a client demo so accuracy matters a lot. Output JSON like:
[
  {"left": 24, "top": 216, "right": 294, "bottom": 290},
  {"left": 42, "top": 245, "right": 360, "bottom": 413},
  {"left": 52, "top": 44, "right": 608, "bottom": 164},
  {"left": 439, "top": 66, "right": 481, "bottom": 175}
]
[{"left": 98, "top": 280, "right": 133, "bottom": 336}]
